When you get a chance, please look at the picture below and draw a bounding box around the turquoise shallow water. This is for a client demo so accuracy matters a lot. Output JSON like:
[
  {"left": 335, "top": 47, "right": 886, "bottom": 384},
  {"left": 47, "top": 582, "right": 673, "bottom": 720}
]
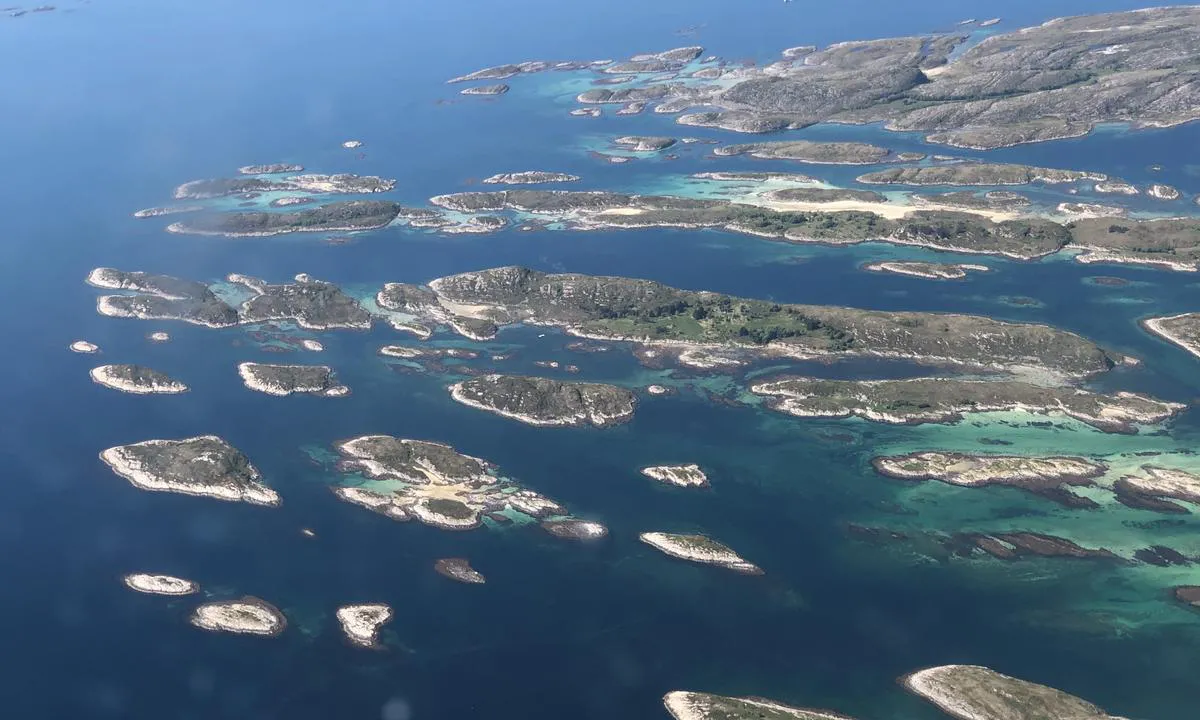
[{"left": 4, "top": 1, "right": 1200, "bottom": 719}]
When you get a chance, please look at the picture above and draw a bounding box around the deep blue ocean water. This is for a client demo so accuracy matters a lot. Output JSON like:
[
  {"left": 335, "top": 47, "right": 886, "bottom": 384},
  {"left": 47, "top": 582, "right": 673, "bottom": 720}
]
[{"left": 4, "top": 1, "right": 1200, "bottom": 718}]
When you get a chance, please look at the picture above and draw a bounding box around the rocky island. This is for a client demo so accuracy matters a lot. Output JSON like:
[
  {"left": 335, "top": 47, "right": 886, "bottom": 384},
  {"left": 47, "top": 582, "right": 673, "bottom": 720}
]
[
  {"left": 174, "top": 173, "right": 395, "bottom": 200},
  {"left": 237, "top": 362, "right": 349, "bottom": 397},
  {"left": 70, "top": 340, "right": 99, "bottom": 353},
  {"left": 663, "top": 692, "right": 854, "bottom": 720},
  {"left": 862, "top": 261, "right": 989, "bottom": 280},
  {"left": 764, "top": 188, "right": 888, "bottom": 205},
  {"left": 460, "top": 84, "right": 509, "bottom": 96},
  {"left": 190, "top": 597, "right": 287, "bottom": 637},
  {"left": 714, "top": 140, "right": 894, "bottom": 164},
  {"left": 640, "top": 532, "right": 761, "bottom": 574},
  {"left": 614, "top": 136, "right": 677, "bottom": 152},
  {"left": 641, "top": 464, "right": 709, "bottom": 488},
  {"left": 232, "top": 273, "right": 372, "bottom": 329},
  {"left": 1149, "top": 184, "right": 1181, "bottom": 200},
  {"left": 541, "top": 518, "right": 609, "bottom": 540},
  {"left": 464, "top": 9, "right": 1200, "bottom": 149},
  {"left": 1113, "top": 465, "right": 1200, "bottom": 513},
  {"left": 903, "top": 665, "right": 1116, "bottom": 720},
  {"left": 238, "top": 163, "right": 304, "bottom": 175},
  {"left": 100, "top": 435, "right": 280, "bottom": 506},
  {"left": 169, "top": 200, "right": 403, "bottom": 237},
  {"left": 122, "top": 573, "right": 199, "bottom": 596},
  {"left": 1142, "top": 312, "right": 1200, "bottom": 358},
  {"left": 434, "top": 558, "right": 486, "bottom": 584},
  {"left": 424, "top": 267, "right": 1119, "bottom": 378},
  {"left": 449, "top": 374, "right": 636, "bottom": 427},
  {"left": 90, "top": 364, "right": 188, "bottom": 394},
  {"left": 857, "top": 163, "right": 1103, "bottom": 186},
  {"left": 335, "top": 604, "right": 393, "bottom": 648},
  {"left": 1068, "top": 217, "right": 1200, "bottom": 271},
  {"left": 89, "top": 267, "right": 238, "bottom": 328},
  {"left": 482, "top": 171, "right": 580, "bottom": 185},
  {"left": 872, "top": 452, "right": 1106, "bottom": 509},
  {"left": 911, "top": 191, "right": 1031, "bottom": 212},
  {"left": 423, "top": 190, "right": 1075, "bottom": 258},
  {"left": 330, "top": 435, "right": 568, "bottom": 530},
  {"left": 750, "top": 377, "right": 1181, "bottom": 433}
]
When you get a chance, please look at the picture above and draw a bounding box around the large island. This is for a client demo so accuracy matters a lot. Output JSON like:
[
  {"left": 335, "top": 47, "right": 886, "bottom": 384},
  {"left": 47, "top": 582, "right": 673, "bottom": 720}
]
[
  {"left": 422, "top": 266, "right": 1118, "bottom": 378},
  {"left": 751, "top": 377, "right": 1181, "bottom": 434},
  {"left": 449, "top": 374, "right": 637, "bottom": 427}
]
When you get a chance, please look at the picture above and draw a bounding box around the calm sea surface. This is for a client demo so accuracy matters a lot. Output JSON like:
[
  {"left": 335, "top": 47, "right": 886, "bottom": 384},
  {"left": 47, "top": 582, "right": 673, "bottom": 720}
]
[{"left": 2, "top": 1, "right": 1199, "bottom": 718}]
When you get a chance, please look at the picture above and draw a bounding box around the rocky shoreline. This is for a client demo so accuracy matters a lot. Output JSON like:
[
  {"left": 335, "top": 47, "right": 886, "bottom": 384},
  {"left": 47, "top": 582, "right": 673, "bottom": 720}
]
[
  {"left": 640, "top": 532, "right": 761, "bottom": 574},
  {"left": 190, "top": 597, "right": 287, "bottom": 637}
]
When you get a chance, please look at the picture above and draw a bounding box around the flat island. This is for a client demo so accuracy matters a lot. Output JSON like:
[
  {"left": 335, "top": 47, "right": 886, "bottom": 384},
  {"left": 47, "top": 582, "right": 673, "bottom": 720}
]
[
  {"left": 70, "top": 340, "right": 99, "bottom": 353},
  {"left": 1142, "top": 313, "right": 1200, "bottom": 358},
  {"left": 237, "top": 362, "right": 349, "bottom": 397},
  {"left": 122, "top": 573, "right": 199, "bottom": 596},
  {"left": 715, "top": 140, "right": 894, "bottom": 164},
  {"left": 238, "top": 163, "right": 304, "bottom": 175},
  {"left": 751, "top": 377, "right": 1181, "bottom": 433},
  {"left": 460, "top": 84, "right": 509, "bottom": 95},
  {"left": 857, "top": 163, "right": 1102, "bottom": 186},
  {"left": 640, "top": 532, "right": 761, "bottom": 574},
  {"left": 423, "top": 267, "right": 1118, "bottom": 378},
  {"left": 664, "top": 692, "right": 855, "bottom": 720},
  {"left": 903, "top": 665, "right": 1115, "bottom": 720},
  {"left": 614, "top": 136, "right": 677, "bottom": 152},
  {"left": 863, "top": 261, "right": 989, "bottom": 280},
  {"left": 170, "top": 200, "right": 403, "bottom": 237},
  {"left": 330, "top": 435, "right": 568, "bottom": 530},
  {"left": 90, "top": 364, "right": 188, "bottom": 394},
  {"left": 490, "top": 9, "right": 1200, "bottom": 149},
  {"left": 190, "top": 597, "right": 287, "bottom": 637},
  {"left": 482, "top": 171, "right": 580, "bottom": 185},
  {"left": 422, "top": 190, "right": 1078, "bottom": 259},
  {"left": 174, "top": 173, "right": 394, "bottom": 200},
  {"left": 642, "top": 464, "right": 709, "bottom": 488},
  {"left": 100, "top": 435, "right": 280, "bottom": 506},
  {"left": 1113, "top": 465, "right": 1200, "bottom": 513},
  {"left": 434, "top": 558, "right": 486, "bottom": 584},
  {"left": 449, "top": 374, "right": 636, "bottom": 427},
  {"left": 873, "top": 452, "right": 1106, "bottom": 509},
  {"left": 335, "top": 604, "right": 393, "bottom": 648}
]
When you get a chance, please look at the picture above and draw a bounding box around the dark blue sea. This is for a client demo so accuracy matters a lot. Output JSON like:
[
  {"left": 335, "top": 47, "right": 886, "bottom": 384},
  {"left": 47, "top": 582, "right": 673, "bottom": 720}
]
[{"left": 3, "top": 0, "right": 1200, "bottom": 718}]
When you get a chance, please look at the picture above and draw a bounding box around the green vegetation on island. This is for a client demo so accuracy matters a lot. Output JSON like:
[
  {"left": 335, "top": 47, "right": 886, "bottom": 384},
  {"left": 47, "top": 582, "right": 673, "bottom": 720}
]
[{"left": 449, "top": 374, "right": 637, "bottom": 427}]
